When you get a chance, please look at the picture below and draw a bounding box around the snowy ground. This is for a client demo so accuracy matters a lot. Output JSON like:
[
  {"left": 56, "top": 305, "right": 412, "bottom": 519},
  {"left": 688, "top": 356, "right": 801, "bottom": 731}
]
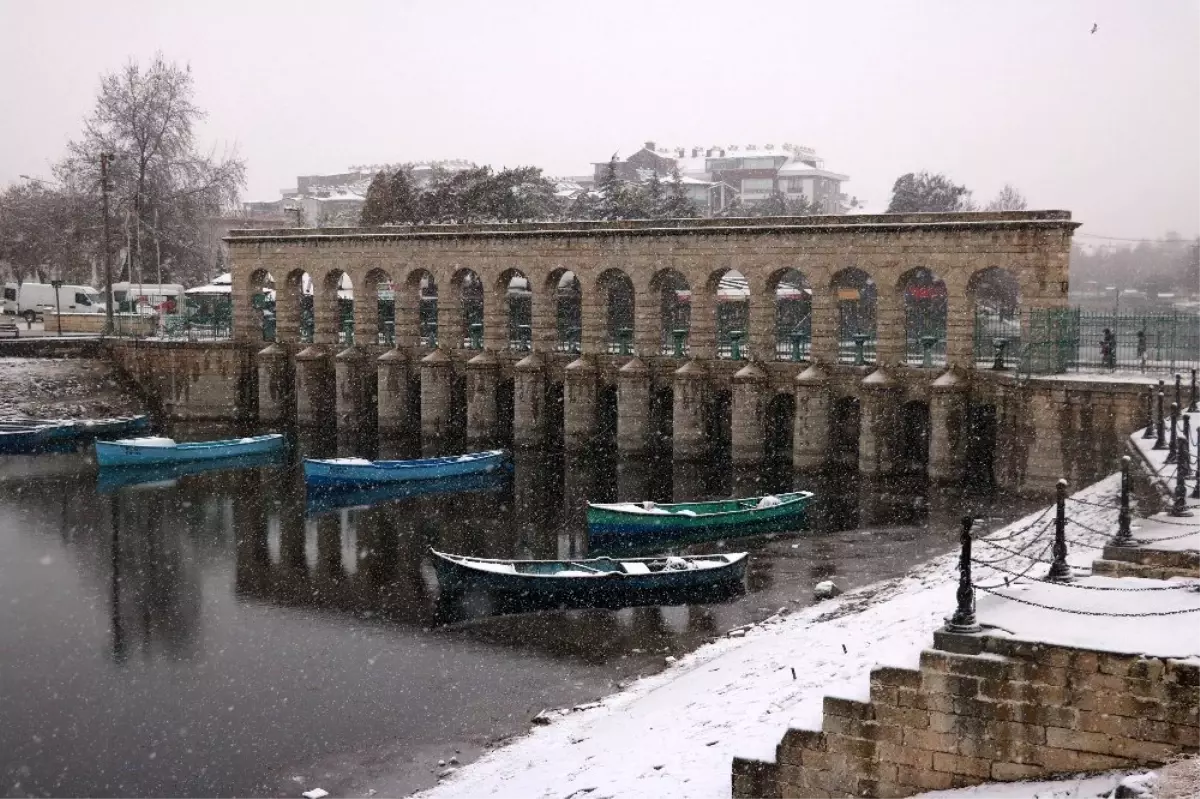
[{"left": 412, "top": 474, "right": 1200, "bottom": 799}]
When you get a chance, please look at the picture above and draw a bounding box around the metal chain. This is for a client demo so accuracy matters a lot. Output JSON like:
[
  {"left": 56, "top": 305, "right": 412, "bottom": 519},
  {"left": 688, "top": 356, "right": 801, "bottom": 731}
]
[
  {"left": 974, "top": 559, "right": 1199, "bottom": 591},
  {"left": 975, "top": 585, "right": 1200, "bottom": 616},
  {"left": 976, "top": 536, "right": 1057, "bottom": 566},
  {"left": 976, "top": 506, "right": 1054, "bottom": 543},
  {"left": 972, "top": 541, "right": 1055, "bottom": 589},
  {"left": 1067, "top": 517, "right": 1111, "bottom": 538}
]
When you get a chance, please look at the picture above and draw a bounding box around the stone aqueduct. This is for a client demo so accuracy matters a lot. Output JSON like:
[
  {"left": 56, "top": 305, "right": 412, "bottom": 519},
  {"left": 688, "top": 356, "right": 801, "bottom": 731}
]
[{"left": 228, "top": 212, "right": 1076, "bottom": 482}]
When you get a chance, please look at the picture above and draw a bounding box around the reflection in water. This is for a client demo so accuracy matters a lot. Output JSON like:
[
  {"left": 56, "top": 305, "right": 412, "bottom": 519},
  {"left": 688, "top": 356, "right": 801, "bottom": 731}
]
[{"left": 0, "top": 432, "right": 1046, "bottom": 798}]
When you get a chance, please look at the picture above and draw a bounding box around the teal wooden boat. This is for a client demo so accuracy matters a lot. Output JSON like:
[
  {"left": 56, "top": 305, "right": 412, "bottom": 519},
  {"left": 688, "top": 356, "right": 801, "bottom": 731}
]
[
  {"left": 95, "top": 433, "right": 285, "bottom": 468},
  {"left": 431, "top": 549, "right": 748, "bottom": 599},
  {"left": 95, "top": 450, "right": 286, "bottom": 492},
  {"left": 587, "top": 490, "right": 814, "bottom": 550}
]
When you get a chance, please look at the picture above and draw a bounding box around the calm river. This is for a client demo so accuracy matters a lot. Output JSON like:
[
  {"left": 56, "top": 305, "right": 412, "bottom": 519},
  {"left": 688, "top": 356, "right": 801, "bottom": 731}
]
[{"left": 0, "top": 428, "right": 1042, "bottom": 797}]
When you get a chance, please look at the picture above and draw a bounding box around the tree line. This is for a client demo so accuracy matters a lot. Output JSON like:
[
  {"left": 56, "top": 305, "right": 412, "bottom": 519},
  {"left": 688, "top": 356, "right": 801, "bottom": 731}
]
[{"left": 0, "top": 54, "right": 245, "bottom": 288}]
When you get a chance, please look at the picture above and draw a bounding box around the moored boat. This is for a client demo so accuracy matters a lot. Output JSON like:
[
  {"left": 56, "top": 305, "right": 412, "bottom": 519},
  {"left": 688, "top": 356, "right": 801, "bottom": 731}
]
[
  {"left": 0, "top": 415, "right": 151, "bottom": 451},
  {"left": 430, "top": 549, "right": 748, "bottom": 598},
  {"left": 0, "top": 423, "right": 71, "bottom": 455},
  {"left": 95, "top": 449, "right": 287, "bottom": 492},
  {"left": 304, "top": 449, "right": 510, "bottom": 489},
  {"left": 587, "top": 490, "right": 814, "bottom": 550},
  {"left": 95, "top": 433, "right": 286, "bottom": 468}
]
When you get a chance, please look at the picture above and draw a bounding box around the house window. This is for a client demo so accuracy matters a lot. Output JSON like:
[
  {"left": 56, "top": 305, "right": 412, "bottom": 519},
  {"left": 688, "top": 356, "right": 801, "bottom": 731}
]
[
  {"left": 741, "top": 178, "right": 773, "bottom": 195},
  {"left": 743, "top": 157, "right": 777, "bottom": 170},
  {"left": 786, "top": 178, "right": 807, "bottom": 193}
]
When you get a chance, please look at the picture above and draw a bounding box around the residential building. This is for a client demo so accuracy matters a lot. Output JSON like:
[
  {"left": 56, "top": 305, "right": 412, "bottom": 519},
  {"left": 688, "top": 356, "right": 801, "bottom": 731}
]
[{"left": 592, "top": 141, "right": 852, "bottom": 215}]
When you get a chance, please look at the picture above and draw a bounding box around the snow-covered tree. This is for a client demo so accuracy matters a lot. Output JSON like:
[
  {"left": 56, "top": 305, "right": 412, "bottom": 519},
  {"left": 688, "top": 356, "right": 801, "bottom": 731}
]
[
  {"left": 985, "top": 184, "right": 1028, "bottom": 212},
  {"left": 886, "top": 172, "right": 973, "bottom": 213}
]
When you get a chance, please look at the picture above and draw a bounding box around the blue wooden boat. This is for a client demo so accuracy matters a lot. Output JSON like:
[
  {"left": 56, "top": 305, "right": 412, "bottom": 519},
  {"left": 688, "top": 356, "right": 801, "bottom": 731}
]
[
  {"left": 95, "top": 450, "right": 287, "bottom": 492},
  {"left": 587, "top": 490, "right": 814, "bottom": 551},
  {"left": 431, "top": 549, "right": 748, "bottom": 599},
  {"left": 306, "top": 471, "right": 509, "bottom": 516},
  {"left": 95, "top": 433, "right": 286, "bottom": 468},
  {"left": 3, "top": 415, "right": 151, "bottom": 440},
  {"left": 304, "top": 449, "right": 510, "bottom": 489}
]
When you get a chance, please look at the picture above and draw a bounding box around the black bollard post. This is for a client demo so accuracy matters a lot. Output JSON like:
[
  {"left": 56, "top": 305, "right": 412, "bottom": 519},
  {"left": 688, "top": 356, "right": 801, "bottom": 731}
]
[
  {"left": 1190, "top": 369, "right": 1198, "bottom": 414},
  {"left": 1142, "top": 385, "right": 1156, "bottom": 439},
  {"left": 1175, "top": 374, "right": 1183, "bottom": 413},
  {"left": 1047, "top": 479, "right": 1073, "bottom": 582},
  {"left": 1181, "top": 416, "right": 1193, "bottom": 480},
  {"left": 1192, "top": 428, "right": 1200, "bottom": 501},
  {"left": 1166, "top": 403, "right": 1179, "bottom": 465},
  {"left": 945, "top": 515, "right": 981, "bottom": 633},
  {"left": 1170, "top": 445, "right": 1194, "bottom": 518},
  {"left": 1153, "top": 391, "right": 1167, "bottom": 450},
  {"left": 1111, "top": 456, "right": 1134, "bottom": 547}
]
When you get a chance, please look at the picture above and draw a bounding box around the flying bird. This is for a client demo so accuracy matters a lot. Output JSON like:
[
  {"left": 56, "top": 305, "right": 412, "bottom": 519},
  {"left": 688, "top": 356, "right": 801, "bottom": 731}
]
[{"left": 1091, "top": 23, "right": 1098, "bottom": 34}]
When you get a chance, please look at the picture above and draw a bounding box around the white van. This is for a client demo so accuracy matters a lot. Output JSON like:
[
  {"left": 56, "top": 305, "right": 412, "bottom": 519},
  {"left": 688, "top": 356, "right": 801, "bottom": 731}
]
[{"left": 2, "top": 282, "right": 106, "bottom": 321}]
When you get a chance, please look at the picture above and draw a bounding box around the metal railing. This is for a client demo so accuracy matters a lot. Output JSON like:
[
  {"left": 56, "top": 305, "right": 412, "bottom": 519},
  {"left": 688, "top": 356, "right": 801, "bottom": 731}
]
[{"left": 1014, "top": 309, "right": 1200, "bottom": 377}]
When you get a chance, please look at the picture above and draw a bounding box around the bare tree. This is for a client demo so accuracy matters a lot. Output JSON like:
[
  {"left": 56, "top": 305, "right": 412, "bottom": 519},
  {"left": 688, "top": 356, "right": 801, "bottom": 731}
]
[
  {"left": 58, "top": 54, "right": 245, "bottom": 287},
  {"left": 985, "top": 184, "right": 1028, "bottom": 212}
]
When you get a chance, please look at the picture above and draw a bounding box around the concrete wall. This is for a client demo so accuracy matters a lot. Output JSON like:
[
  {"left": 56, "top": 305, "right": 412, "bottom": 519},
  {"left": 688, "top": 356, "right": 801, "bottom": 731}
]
[
  {"left": 106, "top": 340, "right": 257, "bottom": 420},
  {"left": 733, "top": 630, "right": 1200, "bottom": 798},
  {"left": 47, "top": 312, "right": 155, "bottom": 335}
]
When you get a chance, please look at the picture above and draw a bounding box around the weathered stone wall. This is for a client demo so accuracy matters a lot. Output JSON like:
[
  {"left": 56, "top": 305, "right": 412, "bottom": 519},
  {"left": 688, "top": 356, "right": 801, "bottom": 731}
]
[
  {"left": 106, "top": 340, "right": 257, "bottom": 420},
  {"left": 733, "top": 631, "right": 1200, "bottom": 798},
  {"left": 46, "top": 312, "right": 155, "bottom": 336}
]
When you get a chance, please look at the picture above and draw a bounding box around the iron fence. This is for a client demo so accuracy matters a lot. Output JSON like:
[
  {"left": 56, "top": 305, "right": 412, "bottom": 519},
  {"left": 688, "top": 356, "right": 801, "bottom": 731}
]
[
  {"left": 1013, "top": 309, "right": 1200, "bottom": 376},
  {"left": 973, "top": 311, "right": 1022, "bottom": 369}
]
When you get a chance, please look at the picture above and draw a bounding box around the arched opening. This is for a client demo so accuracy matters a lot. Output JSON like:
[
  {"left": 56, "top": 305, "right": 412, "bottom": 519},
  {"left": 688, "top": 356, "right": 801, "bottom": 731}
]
[
  {"left": 596, "top": 269, "right": 635, "bottom": 354},
  {"left": 968, "top": 267, "right": 1022, "bottom": 369},
  {"left": 247, "top": 269, "right": 275, "bottom": 341},
  {"left": 545, "top": 381, "right": 565, "bottom": 448},
  {"left": 497, "top": 269, "right": 531, "bottom": 351},
  {"left": 547, "top": 269, "right": 582, "bottom": 353},
  {"left": 896, "top": 400, "right": 931, "bottom": 472},
  {"left": 706, "top": 388, "right": 733, "bottom": 454},
  {"left": 899, "top": 267, "right": 947, "bottom": 367},
  {"left": 828, "top": 396, "right": 861, "bottom": 465},
  {"left": 769, "top": 268, "right": 812, "bottom": 362},
  {"left": 765, "top": 393, "right": 795, "bottom": 461},
  {"left": 651, "top": 269, "right": 690, "bottom": 357},
  {"left": 496, "top": 377, "right": 515, "bottom": 443},
  {"left": 453, "top": 269, "right": 483, "bottom": 349},
  {"left": 597, "top": 384, "right": 619, "bottom": 446},
  {"left": 650, "top": 385, "right": 673, "bottom": 448},
  {"left": 363, "top": 267, "right": 394, "bottom": 345},
  {"left": 406, "top": 269, "right": 437, "bottom": 348},
  {"left": 712, "top": 269, "right": 749, "bottom": 360},
  {"left": 831, "top": 268, "right": 876, "bottom": 365},
  {"left": 964, "top": 403, "right": 998, "bottom": 491}
]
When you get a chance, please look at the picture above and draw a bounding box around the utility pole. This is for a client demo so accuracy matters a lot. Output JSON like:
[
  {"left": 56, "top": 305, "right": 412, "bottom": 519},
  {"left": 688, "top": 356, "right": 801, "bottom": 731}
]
[{"left": 100, "top": 153, "right": 115, "bottom": 334}]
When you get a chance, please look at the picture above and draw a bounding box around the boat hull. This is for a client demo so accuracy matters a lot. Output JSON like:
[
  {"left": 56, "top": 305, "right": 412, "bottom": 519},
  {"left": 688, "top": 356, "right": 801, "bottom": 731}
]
[
  {"left": 0, "top": 416, "right": 152, "bottom": 454},
  {"left": 431, "top": 550, "right": 748, "bottom": 600},
  {"left": 95, "top": 434, "right": 286, "bottom": 468},
  {"left": 304, "top": 450, "right": 510, "bottom": 489},
  {"left": 95, "top": 450, "right": 286, "bottom": 492},
  {"left": 587, "top": 491, "right": 812, "bottom": 550}
]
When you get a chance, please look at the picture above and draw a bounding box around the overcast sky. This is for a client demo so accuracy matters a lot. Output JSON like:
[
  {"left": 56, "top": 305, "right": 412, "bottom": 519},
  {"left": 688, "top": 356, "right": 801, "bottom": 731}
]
[{"left": 1, "top": 0, "right": 1196, "bottom": 241}]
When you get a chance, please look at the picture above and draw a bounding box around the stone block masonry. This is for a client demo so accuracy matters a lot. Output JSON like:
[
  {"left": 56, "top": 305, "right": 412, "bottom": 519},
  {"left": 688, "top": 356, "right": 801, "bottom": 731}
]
[
  {"left": 105, "top": 339, "right": 258, "bottom": 420},
  {"left": 732, "top": 633, "right": 1200, "bottom": 798}
]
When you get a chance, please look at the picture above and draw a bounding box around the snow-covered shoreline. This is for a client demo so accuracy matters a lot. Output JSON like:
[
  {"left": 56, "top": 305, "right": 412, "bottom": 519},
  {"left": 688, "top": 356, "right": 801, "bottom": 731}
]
[{"left": 413, "top": 470, "right": 1192, "bottom": 799}]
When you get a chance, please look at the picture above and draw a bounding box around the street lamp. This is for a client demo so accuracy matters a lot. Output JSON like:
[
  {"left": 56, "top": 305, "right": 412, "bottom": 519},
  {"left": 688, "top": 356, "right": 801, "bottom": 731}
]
[{"left": 50, "top": 279, "right": 64, "bottom": 336}]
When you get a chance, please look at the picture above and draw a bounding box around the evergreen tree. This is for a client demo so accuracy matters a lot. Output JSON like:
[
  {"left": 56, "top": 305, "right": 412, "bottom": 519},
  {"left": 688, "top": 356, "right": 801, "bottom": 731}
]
[
  {"left": 656, "top": 168, "right": 699, "bottom": 218},
  {"left": 595, "top": 157, "right": 625, "bottom": 221},
  {"left": 886, "top": 171, "right": 973, "bottom": 213},
  {"left": 359, "top": 171, "right": 393, "bottom": 225},
  {"left": 388, "top": 166, "right": 419, "bottom": 223}
]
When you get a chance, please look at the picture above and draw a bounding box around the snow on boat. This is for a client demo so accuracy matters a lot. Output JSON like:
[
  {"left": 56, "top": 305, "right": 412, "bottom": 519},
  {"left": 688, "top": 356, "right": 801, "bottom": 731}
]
[
  {"left": 304, "top": 449, "right": 510, "bottom": 489},
  {"left": 306, "top": 471, "right": 509, "bottom": 516},
  {"left": 586, "top": 490, "right": 814, "bottom": 550},
  {"left": 430, "top": 549, "right": 748, "bottom": 598},
  {"left": 94, "top": 433, "right": 286, "bottom": 468}
]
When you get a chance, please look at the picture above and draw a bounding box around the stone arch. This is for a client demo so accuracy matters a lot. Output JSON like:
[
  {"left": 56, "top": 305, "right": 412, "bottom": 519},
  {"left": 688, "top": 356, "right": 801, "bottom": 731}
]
[
  {"left": 595, "top": 268, "right": 635, "bottom": 354},
  {"left": 765, "top": 391, "right": 795, "bottom": 461},
  {"left": 706, "top": 267, "right": 749, "bottom": 360},
  {"left": 451, "top": 267, "right": 483, "bottom": 349},
  {"left": 650, "top": 268, "right": 691, "bottom": 357},
  {"left": 896, "top": 399, "right": 931, "bottom": 471},
  {"left": 401, "top": 267, "right": 436, "bottom": 347},
  {"left": 546, "top": 268, "right": 581, "bottom": 353},
  {"left": 278, "top": 267, "right": 311, "bottom": 344},
  {"left": 768, "top": 267, "right": 812, "bottom": 362},
  {"left": 968, "top": 266, "right": 1022, "bottom": 368},
  {"left": 496, "top": 267, "right": 531, "bottom": 351},
  {"left": 829, "top": 395, "right": 861, "bottom": 465},
  {"left": 830, "top": 267, "right": 877, "bottom": 365},
  {"left": 897, "top": 266, "right": 947, "bottom": 367},
  {"left": 246, "top": 268, "right": 274, "bottom": 341},
  {"left": 361, "top": 266, "right": 394, "bottom": 345}
]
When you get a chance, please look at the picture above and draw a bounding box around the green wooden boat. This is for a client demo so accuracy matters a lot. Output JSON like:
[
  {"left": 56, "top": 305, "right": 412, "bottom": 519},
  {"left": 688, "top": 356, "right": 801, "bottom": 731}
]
[{"left": 587, "top": 490, "right": 813, "bottom": 550}]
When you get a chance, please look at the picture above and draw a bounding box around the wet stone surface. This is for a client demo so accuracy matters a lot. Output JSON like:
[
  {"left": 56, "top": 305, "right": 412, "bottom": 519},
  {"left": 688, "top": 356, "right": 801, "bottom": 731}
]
[
  {"left": 0, "top": 357, "right": 143, "bottom": 420},
  {"left": 0, "top": 428, "right": 1043, "bottom": 798}
]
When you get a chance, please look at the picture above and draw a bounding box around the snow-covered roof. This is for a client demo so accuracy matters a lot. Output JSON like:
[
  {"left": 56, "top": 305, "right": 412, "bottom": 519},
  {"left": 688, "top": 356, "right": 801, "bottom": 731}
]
[{"left": 776, "top": 161, "right": 849, "bottom": 180}]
